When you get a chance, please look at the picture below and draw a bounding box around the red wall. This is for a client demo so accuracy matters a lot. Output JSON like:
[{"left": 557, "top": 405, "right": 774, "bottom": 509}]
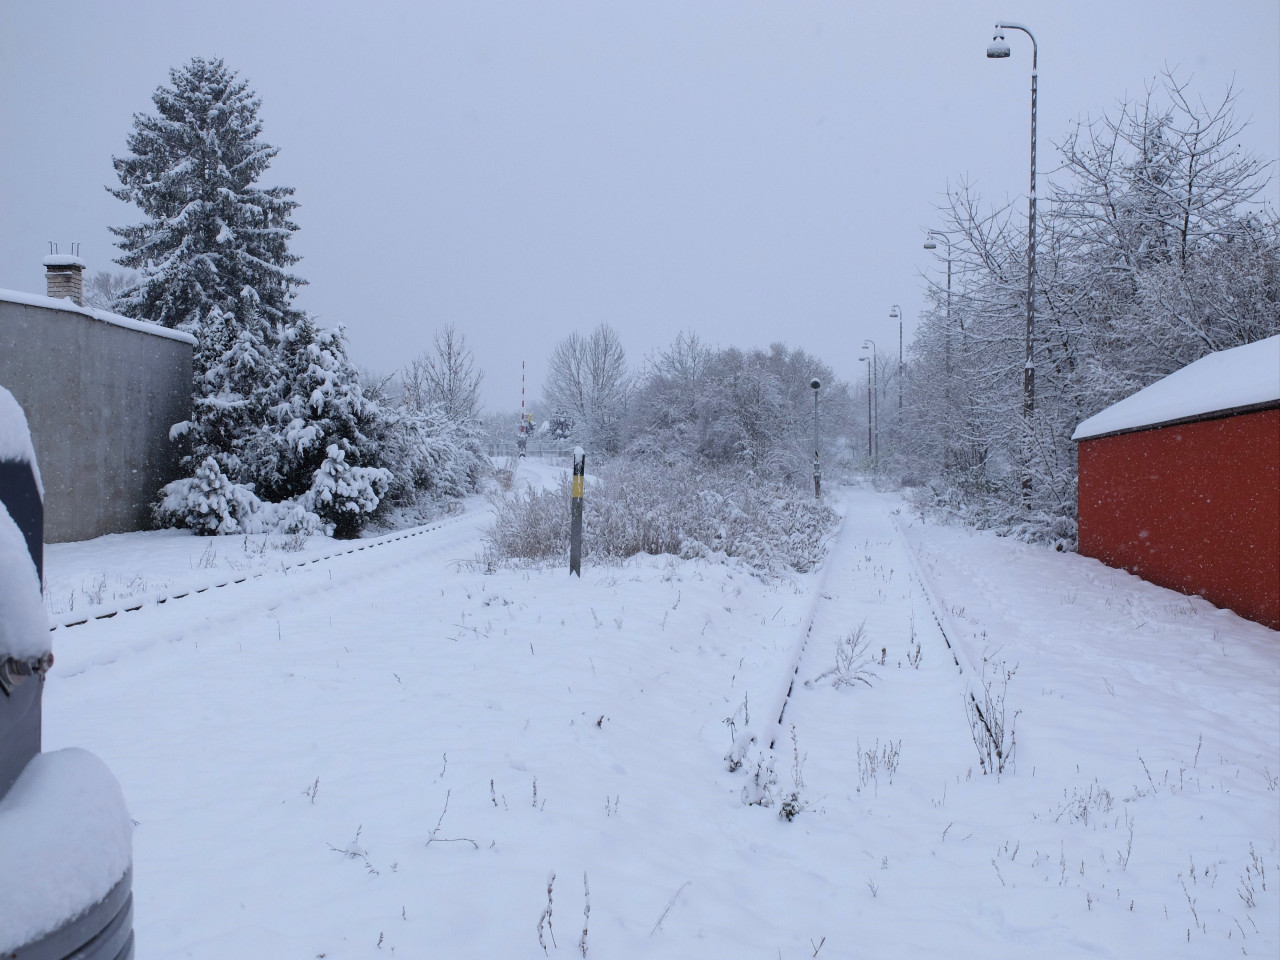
[{"left": 1078, "top": 408, "right": 1279, "bottom": 630}]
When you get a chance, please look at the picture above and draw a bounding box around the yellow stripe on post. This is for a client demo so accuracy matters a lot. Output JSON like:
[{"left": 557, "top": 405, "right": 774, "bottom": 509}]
[{"left": 570, "top": 447, "right": 585, "bottom": 576}]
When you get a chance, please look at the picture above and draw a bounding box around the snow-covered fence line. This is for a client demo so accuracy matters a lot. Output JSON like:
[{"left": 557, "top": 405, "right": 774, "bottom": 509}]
[
  {"left": 48, "top": 515, "right": 469, "bottom": 633},
  {"left": 891, "top": 513, "right": 1017, "bottom": 775}
]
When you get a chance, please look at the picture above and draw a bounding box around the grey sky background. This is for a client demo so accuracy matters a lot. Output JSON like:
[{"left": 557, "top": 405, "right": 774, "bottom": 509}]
[{"left": 3, "top": 0, "right": 1277, "bottom": 413}]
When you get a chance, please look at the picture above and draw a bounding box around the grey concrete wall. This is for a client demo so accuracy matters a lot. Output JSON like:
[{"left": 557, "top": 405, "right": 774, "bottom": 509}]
[{"left": 0, "top": 296, "right": 193, "bottom": 542}]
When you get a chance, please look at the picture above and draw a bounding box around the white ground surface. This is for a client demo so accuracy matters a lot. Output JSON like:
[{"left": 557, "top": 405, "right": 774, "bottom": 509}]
[{"left": 31, "top": 459, "right": 1280, "bottom": 958}]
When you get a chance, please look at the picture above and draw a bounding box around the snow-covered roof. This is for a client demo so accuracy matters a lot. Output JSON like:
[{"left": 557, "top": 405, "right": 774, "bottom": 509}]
[
  {"left": 1072, "top": 335, "right": 1280, "bottom": 441},
  {"left": 0, "top": 288, "right": 197, "bottom": 346}
]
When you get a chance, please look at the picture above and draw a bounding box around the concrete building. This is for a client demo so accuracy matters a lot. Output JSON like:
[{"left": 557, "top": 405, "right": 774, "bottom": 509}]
[
  {"left": 0, "top": 257, "right": 195, "bottom": 542},
  {"left": 1072, "top": 336, "right": 1280, "bottom": 630}
]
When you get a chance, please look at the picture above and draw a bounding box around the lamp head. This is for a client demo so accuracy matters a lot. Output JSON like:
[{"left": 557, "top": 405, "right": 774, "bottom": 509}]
[
  {"left": 889, "top": 306, "right": 901, "bottom": 320},
  {"left": 810, "top": 378, "right": 821, "bottom": 391},
  {"left": 987, "top": 34, "right": 1011, "bottom": 58},
  {"left": 923, "top": 240, "right": 937, "bottom": 250}
]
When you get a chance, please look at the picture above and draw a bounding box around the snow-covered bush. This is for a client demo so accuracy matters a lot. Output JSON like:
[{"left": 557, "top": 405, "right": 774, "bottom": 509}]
[
  {"left": 155, "top": 455, "right": 331, "bottom": 536},
  {"left": 155, "top": 456, "right": 265, "bottom": 535},
  {"left": 483, "top": 458, "right": 838, "bottom": 575},
  {"left": 307, "top": 444, "right": 393, "bottom": 540}
]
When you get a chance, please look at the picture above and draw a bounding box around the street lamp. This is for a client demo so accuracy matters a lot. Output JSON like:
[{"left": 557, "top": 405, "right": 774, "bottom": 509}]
[
  {"left": 862, "top": 339, "right": 879, "bottom": 462},
  {"left": 858, "top": 357, "right": 872, "bottom": 459},
  {"left": 923, "top": 232, "right": 953, "bottom": 349},
  {"left": 810, "top": 378, "right": 822, "bottom": 497},
  {"left": 987, "top": 21, "right": 1038, "bottom": 432},
  {"left": 889, "top": 304, "right": 904, "bottom": 421},
  {"left": 925, "top": 230, "right": 956, "bottom": 470}
]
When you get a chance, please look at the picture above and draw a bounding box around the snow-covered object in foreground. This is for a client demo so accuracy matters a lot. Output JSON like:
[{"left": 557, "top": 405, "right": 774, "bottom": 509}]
[
  {"left": 0, "top": 385, "right": 43, "bottom": 496},
  {"left": 1072, "top": 335, "right": 1280, "bottom": 440},
  {"left": 0, "top": 503, "right": 48, "bottom": 660},
  {"left": 0, "top": 748, "right": 133, "bottom": 955}
]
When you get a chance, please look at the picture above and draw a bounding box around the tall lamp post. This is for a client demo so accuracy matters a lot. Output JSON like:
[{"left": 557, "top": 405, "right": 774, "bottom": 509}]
[
  {"left": 923, "top": 232, "right": 953, "bottom": 363},
  {"left": 810, "top": 378, "right": 822, "bottom": 498},
  {"left": 889, "top": 305, "right": 904, "bottom": 423},
  {"left": 862, "top": 338, "right": 879, "bottom": 462},
  {"left": 858, "top": 356, "right": 872, "bottom": 459},
  {"left": 987, "top": 21, "right": 1038, "bottom": 431},
  {"left": 924, "top": 231, "right": 956, "bottom": 470}
]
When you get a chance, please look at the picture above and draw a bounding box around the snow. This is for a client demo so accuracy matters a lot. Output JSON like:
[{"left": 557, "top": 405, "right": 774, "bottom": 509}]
[
  {"left": 0, "top": 385, "right": 42, "bottom": 495},
  {"left": 0, "top": 748, "right": 133, "bottom": 953},
  {"left": 40, "top": 255, "right": 87, "bottom": 268},
  {"left": 1072, "top": 335, "right": 1280, "bottom": 440},
  {"left": 0, "top": 502, "right": 49, "bottom": 659},
  {"left": 0, "top": 287, "right": 198, "bottom": 345},
  {"left": 30, "top": 462, "right": 1280, "bottom": 957}
]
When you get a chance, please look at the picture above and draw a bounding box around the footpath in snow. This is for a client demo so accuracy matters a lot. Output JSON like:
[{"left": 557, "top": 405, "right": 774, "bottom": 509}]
[{"left": 34, "top": 467, "right": 1280, "bottom": 958}]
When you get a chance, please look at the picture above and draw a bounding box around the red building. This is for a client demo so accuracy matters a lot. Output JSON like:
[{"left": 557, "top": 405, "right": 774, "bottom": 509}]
[{"left": 1073, "top": 336, "right": 1280, "bottom": 630}]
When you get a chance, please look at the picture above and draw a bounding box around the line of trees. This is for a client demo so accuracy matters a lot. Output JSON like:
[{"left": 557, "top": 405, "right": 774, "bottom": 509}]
[
  {"left": 535, "top": 324, "right": 858, "bottom": 484},
  {"left": 110, "top": 57, "right": 483, "bottom": 537},
  {"left": 887, "top": 72, "right": 1278, "bottom": 543}
]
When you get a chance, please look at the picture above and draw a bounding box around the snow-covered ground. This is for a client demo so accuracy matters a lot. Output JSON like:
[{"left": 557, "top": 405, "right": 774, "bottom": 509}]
[{"left": 35, "top": 459, "right": 1279, "bottom": 958}]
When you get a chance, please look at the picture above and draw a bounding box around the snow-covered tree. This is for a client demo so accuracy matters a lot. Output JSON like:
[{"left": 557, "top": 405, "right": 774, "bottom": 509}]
[
  {"left": 108, "top": 56, "right": 303, "bottom": 333},
  {"left": 900, "top": 72, "right": 1278, "bottom": 543},
  {"left": 629, "top": 335, "right": 853, "bottom": 483},
  {"left": 542, "top": 323, "right": 630, "bottom": 454},
  {"left": 118, "top": 58, "right": 399, "bottom": 537}
]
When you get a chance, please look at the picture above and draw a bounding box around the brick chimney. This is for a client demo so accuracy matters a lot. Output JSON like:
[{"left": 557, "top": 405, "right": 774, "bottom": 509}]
[{"left": 42, "top": 254, "right": 87, "bottom": 306}]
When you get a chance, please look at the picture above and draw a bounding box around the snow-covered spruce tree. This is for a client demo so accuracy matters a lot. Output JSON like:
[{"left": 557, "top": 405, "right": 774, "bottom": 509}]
[
  {"left": 268, "top": 315, "right": 392, "bottom": 539},
  {"left": 119, "top": 58, "right": 393, "bottom": 537},
  {"left": 109, "top": 56, "right": 302, "bottom": 332}
]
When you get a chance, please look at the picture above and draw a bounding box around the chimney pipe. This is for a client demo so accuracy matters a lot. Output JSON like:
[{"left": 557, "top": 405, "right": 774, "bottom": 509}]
[{"left": 43, "top": 253, "right": 87, "bottom": 306}]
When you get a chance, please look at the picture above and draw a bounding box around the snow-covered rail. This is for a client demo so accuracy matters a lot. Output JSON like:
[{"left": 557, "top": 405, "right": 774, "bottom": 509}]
[
  {"left": 891, "top": 514, "right": 1013, "bottom": 773},
  {"left": 48, "top": 511, "right": 475, "bottom": 633}
]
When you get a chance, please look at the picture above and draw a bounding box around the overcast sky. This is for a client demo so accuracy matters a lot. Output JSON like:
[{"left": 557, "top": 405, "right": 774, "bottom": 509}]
[{"left": 2, "top": 0, "right": 1276, "bottom": 412}]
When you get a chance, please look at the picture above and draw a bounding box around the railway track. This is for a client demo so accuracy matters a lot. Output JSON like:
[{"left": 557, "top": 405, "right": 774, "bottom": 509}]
[
  {"left": 47, "top": 509, "right": 480, "bottom": 633},
  {"left": 727, "top": 490, "right": 1011, "bottom": 802}
]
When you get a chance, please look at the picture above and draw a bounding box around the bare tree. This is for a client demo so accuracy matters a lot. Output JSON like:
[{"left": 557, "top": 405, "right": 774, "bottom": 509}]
[
  {"left": 402, "top": 324, "right": 483, "bottom": 421},
  {"left": 542, "top": 323, "right": 630, "bottom": 454},
  {"left": 898, "top": 71, "right": 1278, "bottom": 543},
  {"left": 83, "top": 270, "right": 135, "bottom": 311}
]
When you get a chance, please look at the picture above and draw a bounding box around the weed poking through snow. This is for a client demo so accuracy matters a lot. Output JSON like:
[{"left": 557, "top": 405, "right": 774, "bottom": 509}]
[
  {"left": 779, "top": 725, "right": 809, "bottom": 821},
  {"left": 967, "top": 658, "right": 1018, "bottom": 776},
  {"left": 810, "top": 620, "right": 877, "bottom": 689},
  {"left": 538, "top": 871, "right": 557, "bottom": 954}
]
